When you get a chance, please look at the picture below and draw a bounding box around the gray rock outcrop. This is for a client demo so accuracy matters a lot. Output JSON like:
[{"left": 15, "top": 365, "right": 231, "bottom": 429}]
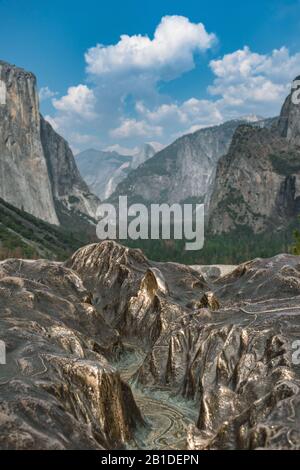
[{"left": 209, "top": 80, "right": 300, "bottom": 234}]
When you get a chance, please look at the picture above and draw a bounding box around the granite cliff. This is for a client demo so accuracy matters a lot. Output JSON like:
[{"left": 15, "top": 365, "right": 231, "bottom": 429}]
[
  {"left": 209, "top": 79, "right": 300, "bottom": 235},
  {"left": 108, "top": 118, "right": 266, "bottom": 207},
  {"left": 40, "top": 117, "right": 99, "bottom": 223},
  {"left": 0, "top": 60, "right": 99, "bottom": 227},
  {"left": 0, "top": 61, "right": 59, "bottom": 225}
]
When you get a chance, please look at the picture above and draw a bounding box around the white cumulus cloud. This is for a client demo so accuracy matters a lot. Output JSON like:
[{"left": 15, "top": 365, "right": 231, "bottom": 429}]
[
  {"left": 208, "top": 46, "right": 300, "bottom": 115},
  {"left": 135, "top": 98, "right": 223, "bottom": 138},
  {"left": 44, "top": 16, "right": 218, "bottom": 150},
  {"left": 44, "top": 18, "right": 300, "bottom": 153},
  {"left": 110, "top": 118, "right": 162, "bottom": 139},
  {"left": 52, "top": 84, "right": 97, "bottom": 119},
  {"left": 85, "top": 15, "right": 216, "bottom": 81},
  {"left": 39, "top": 86, "right": 58, "bottom": 102}
]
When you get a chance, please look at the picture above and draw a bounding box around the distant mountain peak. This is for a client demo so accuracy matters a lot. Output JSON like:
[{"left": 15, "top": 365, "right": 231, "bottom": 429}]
[{"left": 76, "top": 142, "right": 164, "bottom": 199}]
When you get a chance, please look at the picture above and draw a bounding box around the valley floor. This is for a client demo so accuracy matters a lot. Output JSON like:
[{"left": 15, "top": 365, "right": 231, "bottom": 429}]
[{"left": 115, "top": 343, "right": 198, "bottom": 450}]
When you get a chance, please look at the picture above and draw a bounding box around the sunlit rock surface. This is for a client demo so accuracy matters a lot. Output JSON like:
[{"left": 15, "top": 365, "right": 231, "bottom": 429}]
[
  {"left": 1, "top": 243, "right": 300, "bottom": 449},
  {"left": 0, "top": 258, "right": 144, "bottom": 449},
  {"left": 65, "top": 241, "right": 208, "bottom": 347},
  {"left": 0, "top": 61, "right": 59, "bottom": 225},
  {"left": 134, "top": 253, "right": 300, "bottom": 449}
]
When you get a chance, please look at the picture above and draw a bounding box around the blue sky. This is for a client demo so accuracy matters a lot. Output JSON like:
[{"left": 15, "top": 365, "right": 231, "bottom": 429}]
[{"left": 1, "top": 0, "right": 300, "bottom": 153}]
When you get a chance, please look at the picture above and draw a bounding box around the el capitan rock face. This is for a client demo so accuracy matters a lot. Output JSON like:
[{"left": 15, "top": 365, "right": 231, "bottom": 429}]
[
  {"left": 0, "top": 60, "right": 99, "bottom": 227},
  {"left": 0, "top": 61, "right": 59, "bottom": 225}
]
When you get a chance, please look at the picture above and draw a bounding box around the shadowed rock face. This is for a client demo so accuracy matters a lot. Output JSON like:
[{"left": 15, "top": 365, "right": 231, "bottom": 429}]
[
  {"left": 75, "top": 149, "right": 132, "bottom": 200},
  {"left": 0, "top": 258, "right": 144, "bottom": 449},
  {"left": 208, "top": 125, "right": 300, "bottom": 234},
  {"left": 278, "top": 77, "right": 300, "bottom": 146},
  {"left": 40, "top": 117, "right": 99, "bottom": 221}
]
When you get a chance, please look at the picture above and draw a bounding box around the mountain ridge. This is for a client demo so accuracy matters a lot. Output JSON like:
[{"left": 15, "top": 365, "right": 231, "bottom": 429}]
[
  {"left": 208, "top": 78, "right": 300, "bottom": 235},
  {"left": 107, "top": 116, "right": 274, "bottom": 208},
  {"left": 76, "top": 142, "right": 161, "bottom": 199}
]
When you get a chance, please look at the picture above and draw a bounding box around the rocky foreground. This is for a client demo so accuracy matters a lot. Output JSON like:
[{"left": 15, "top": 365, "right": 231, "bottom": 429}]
[{"left": 0, "top": 241, "right": 300, "bottom": 449}]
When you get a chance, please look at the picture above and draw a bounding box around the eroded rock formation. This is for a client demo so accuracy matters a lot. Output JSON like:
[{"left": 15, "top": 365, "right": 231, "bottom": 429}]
[
  {"left": 134, "top": 253, "right": 300, "bottom": 449},
  {"left": 0, "top": 257, "right": 144, "bottom": 449},
  {"left": 66, "top": 241, "right": 208, "bottom": 347},
  {"left": 65, "top": 241, "right": 300, "bottom": 449},
  {"left": 1, "top": 242, "right": 300, "bottom": 450}
]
